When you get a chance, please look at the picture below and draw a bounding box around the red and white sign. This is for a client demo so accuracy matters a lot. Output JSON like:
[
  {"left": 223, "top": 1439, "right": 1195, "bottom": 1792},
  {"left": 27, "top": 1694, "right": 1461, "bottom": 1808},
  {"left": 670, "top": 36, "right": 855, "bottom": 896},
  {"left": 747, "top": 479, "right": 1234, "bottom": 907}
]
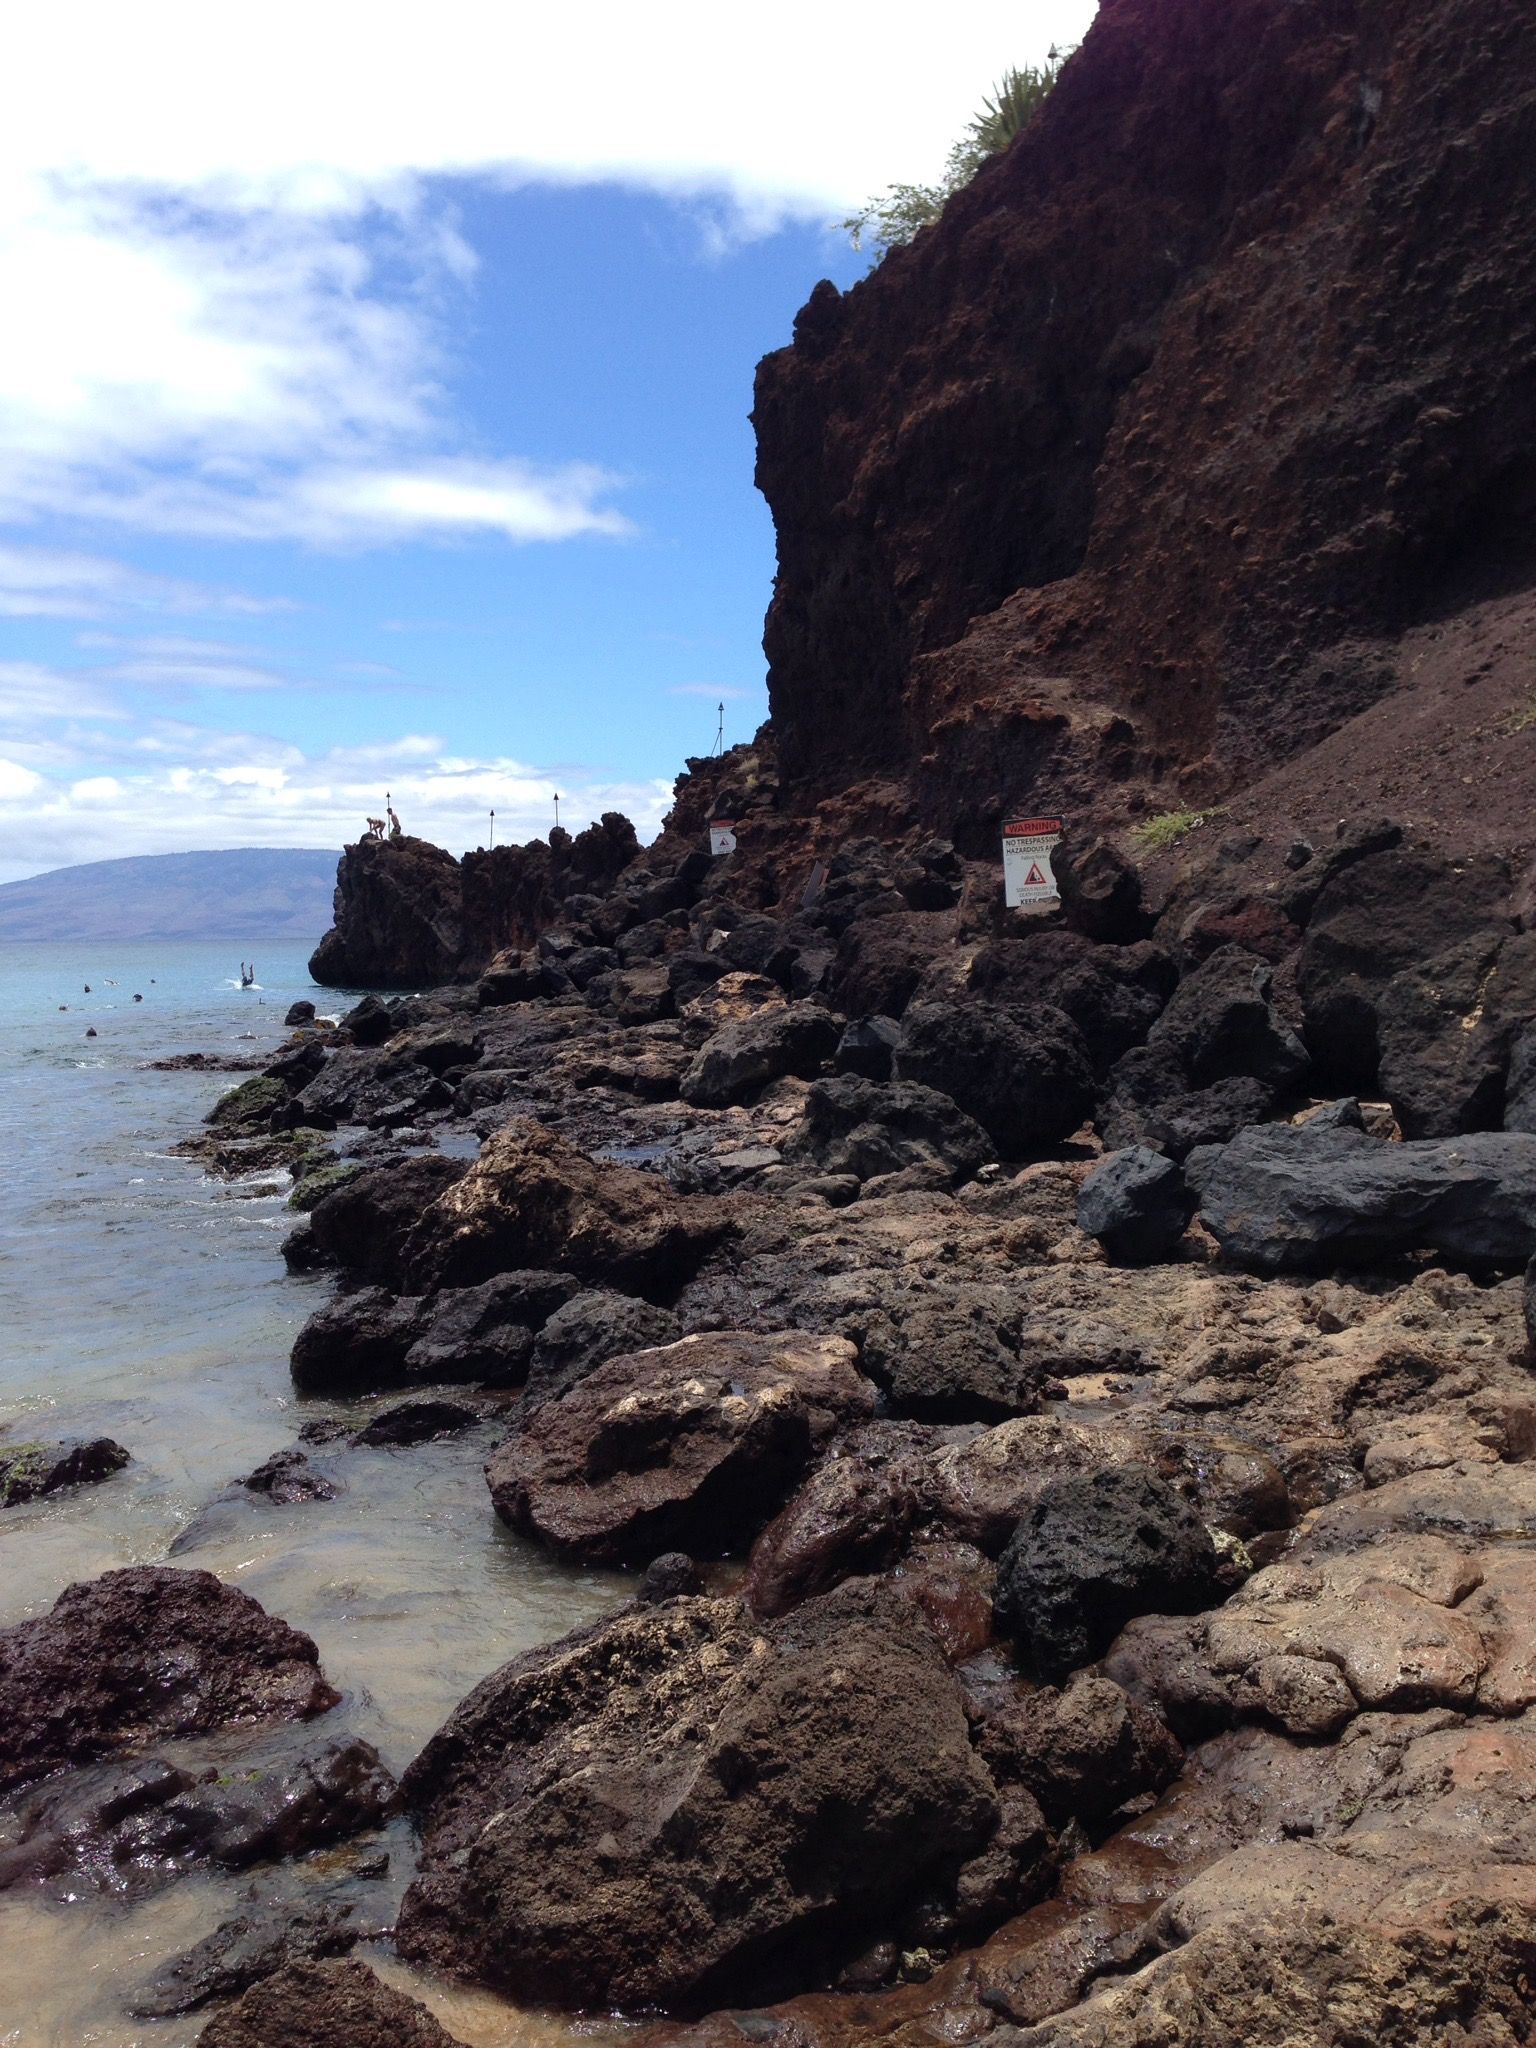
[
  {"left": 1002, "top": 815, "right": 1063, "bottom": 909},
  {"left": 708, "top": 819, "right": 737, "bottom": 857}
]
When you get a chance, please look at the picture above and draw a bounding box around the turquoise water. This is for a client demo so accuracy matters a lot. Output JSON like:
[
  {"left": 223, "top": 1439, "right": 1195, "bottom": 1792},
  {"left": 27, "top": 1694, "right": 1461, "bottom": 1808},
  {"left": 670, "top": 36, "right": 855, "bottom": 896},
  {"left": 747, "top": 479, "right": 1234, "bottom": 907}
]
[{"left": 0, "top": 941, "right": 625, "bottom": 2047}]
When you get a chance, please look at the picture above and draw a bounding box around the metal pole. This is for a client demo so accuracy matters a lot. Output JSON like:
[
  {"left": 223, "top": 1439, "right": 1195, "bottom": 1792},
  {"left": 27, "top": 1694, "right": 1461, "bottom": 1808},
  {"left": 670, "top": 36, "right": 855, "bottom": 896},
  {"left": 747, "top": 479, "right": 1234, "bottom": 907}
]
[
  {"left": 553, "top": 793, "right": 561, "bottom": 833},
  {"left": 489, "top": 809, "right": 495, "bottom": 850}
]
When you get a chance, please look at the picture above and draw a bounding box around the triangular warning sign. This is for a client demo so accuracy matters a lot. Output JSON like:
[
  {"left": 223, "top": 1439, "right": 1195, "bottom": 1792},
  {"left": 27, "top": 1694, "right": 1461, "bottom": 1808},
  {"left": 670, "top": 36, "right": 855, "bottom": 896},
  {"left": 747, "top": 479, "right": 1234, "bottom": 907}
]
[{"left": 1024, "top": 862, "right": 1048, "bottom": 887}]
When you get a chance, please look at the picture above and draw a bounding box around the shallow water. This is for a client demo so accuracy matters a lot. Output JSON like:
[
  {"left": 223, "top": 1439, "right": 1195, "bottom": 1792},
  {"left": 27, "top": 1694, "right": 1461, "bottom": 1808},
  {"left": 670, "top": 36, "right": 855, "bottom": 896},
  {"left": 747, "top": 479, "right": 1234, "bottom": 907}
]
[{"left": 0, "top": 941, "right": 629, "bottom": 2045}]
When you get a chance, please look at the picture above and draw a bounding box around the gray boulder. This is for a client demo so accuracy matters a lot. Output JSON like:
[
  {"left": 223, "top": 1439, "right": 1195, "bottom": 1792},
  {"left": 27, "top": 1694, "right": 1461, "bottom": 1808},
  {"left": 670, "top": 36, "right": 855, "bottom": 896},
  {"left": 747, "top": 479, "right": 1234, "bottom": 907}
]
[
  {"left": 783, "top": 1075, "right": 992, "bottom": 1182},
  {"left": 1077, "top": 1147, "right": 1193, "bottom": 1263},
  {"left": 679, "top": 1002, "right": 840, "bottom": 1108}
]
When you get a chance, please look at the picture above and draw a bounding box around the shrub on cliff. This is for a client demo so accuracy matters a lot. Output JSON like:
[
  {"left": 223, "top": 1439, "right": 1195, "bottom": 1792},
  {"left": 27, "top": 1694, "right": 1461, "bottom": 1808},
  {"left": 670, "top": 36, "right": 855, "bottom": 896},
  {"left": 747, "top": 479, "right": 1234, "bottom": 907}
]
[{"left": 843, "top": 49, "right": 1074, "bottom": 257}]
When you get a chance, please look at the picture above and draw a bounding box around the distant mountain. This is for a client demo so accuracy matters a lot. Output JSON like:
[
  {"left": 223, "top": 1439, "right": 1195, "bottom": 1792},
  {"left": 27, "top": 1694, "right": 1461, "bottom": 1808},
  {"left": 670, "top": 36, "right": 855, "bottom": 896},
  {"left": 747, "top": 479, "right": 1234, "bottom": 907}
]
[{"left": 0, "top": 848, "right": 342, "bottom": 943}]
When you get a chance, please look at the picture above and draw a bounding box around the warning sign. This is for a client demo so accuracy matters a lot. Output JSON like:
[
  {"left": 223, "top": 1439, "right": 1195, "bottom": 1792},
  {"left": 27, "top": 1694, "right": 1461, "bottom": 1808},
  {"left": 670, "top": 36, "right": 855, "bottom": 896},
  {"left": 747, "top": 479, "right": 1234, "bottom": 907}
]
[
  {"left": 708, "top": 819, "right": 737, "bottom": 857},
  {"left": 1002, "top": 815, "right": 1063, "bottom": 910}
]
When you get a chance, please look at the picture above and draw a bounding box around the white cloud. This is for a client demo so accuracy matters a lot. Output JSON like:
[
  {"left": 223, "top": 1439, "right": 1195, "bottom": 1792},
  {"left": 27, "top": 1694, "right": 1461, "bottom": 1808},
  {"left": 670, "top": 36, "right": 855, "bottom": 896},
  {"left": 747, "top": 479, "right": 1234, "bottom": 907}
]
[
  {"left": 0, "top": 726, "right": 675, "bottom": 882},
  {"left": 0, "top": 2, "right": 1095, "bottom": 548},
  {"left": 0, "top": 543, "right": 292, "bottom": 619}
]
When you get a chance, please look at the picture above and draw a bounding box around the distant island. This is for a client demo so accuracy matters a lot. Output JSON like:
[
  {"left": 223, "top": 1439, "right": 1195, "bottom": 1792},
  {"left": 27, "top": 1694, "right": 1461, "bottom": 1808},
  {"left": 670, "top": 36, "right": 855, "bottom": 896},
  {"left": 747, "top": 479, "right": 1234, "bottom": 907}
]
[{"left": 0, "top": 848, "right": 341, "bottom": 943}]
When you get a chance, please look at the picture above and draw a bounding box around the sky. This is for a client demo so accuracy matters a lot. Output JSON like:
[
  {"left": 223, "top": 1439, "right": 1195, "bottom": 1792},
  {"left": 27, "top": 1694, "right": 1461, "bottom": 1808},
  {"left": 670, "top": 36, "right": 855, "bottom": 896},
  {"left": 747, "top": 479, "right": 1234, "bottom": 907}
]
[{"left": 0, "top": 1, "right": 1099, "bottom": 883}]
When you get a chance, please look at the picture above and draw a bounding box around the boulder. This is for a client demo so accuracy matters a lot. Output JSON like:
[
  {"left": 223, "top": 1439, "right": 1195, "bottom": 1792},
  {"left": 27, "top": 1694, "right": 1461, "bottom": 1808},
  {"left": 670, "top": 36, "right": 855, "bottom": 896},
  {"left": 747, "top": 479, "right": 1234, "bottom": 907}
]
[
  {"left": 1052, "top": 836, "right": 1147, "bottom": 943},
  {"left": 289, "top": 1287, "right": 424, "bottom": 1396},
  {"left": 963, "top": 932, "right": 1175, "bottom": 1074},
  {"left": 342, "top": 993, "right": 397, "bottom": 1047},
  {"left": 197, "top": 1958, "right": 467, "bottom": 2048},
  {"left": 396, "top": 1584, "right": 1005, "bottom": 2009},
  {"left": 963, "top": 1667, "right": 1181, "bottom": 1828},
  {"left": 524, "top": 1289, "right": 682, "bottom": 1408},
  {"left": 1077, "top": 1147, "right": 1193, "bottom": 1263},
  {"left": 1199, "top": 1120, "right": 1536, "bottom": 1273},
  {"left": 352, "top": 1398, "right": 480, "bottom": 1446},
  {"left": 831, "top": 910, "right": 956, "bottom": 1019},
  {"left": 240, "top": 1449, "right": 339, "bottom": 1504},
  {"left": 834, "top": 1014, "right": 901, "bottom": 1080},
  {"left": 995, "top": 1465, "right": 1222, "bottom": 1683},
  {"left": 1098, "top": 1042, "right": 1276, "bottom": 1158},
  {"left": 400, "top": 1118, "right": 730, "bottom": 1301},
  {"left": 783, "top": 1074, "right": 992, "bottom": 1182},
  {"left": 283, "top": 1000, "right": 317, "bottom": 1027},
  {"left": 1375, "top": 929, "right": 1536, "bottom": 1138},
  {"left": 1146, "top": 945, "right": 1309, "bottom": 1094},
  {"left": 679, "top": 1002, "right": 840, "bottom": 1108},
  {"left": 636, "top": 1552, "right": 705, "bottom": 1602},
  {"left": 895, "top": 1000, "right": 1094, "bottom": 1157},
  {"left": 206, "top": 1077, "right": 288, "bottom": 1132},
  {"left": 858, "top": 1287, "right": 1052, "bottom": 1423},
  {"left": 0, "top": 1568, "right": 337, "bottom": 1796},
  {"left": 0, "top": 1436, "right": 129, "bottom": 1508},
  {"left": 747, "top": 1450, "right": 923, "bottom": 1618},
  {"left": 130, "top": 1892, "right": 384, "bottom": 2018},
  {"left": 1296, "top": 845, "right": 1513, "bottom": 1091},
  {"left": 305, "top": 1154, "right": 469, "bottom": 1284},
  {"left": 398, "top": 1271, "right": 575, "bottom": 1386},
  {"left": 486, "top": 1330, "right": 875, "bottom": 1563}
]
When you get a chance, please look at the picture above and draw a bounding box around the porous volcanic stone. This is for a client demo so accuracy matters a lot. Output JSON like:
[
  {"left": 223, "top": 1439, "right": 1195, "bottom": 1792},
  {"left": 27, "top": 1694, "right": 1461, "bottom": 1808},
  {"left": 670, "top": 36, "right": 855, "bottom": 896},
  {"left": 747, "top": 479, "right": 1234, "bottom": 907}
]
[
  {"left": 197, "top": 1958, "right": 467, "bottom": 2048},
  {"left": 0, "top": 1436, "right": 129, "bottom": 1507},
  {"left": 783, "top": 1074, "right": 992, "bottom": 1181},
  {"left": 486, "top": 1330, "right": 875, "bottom": 1563},
  {"left": 896, "top": 1000, "right": 1094, "bottom": 1157},
  {"left": 679, "top": 1001, "right": 839, "bottom": 1107},
  {"left": 0, "top": 1567, "right": 337, "bottom": 1796},
  {"left": 396, "top": 1583, "right": 1003, "bottom": 2010},
  {"left": 1077, "top": 1146, "right": 1193, "bottom": 1263}
]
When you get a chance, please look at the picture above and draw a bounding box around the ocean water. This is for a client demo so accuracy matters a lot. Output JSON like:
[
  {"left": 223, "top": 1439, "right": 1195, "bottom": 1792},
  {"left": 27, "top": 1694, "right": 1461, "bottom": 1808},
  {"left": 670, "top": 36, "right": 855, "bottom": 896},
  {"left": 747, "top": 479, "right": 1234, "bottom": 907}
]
[{"left": 0, "top": 941, "right": 627, "bottom": 2047}]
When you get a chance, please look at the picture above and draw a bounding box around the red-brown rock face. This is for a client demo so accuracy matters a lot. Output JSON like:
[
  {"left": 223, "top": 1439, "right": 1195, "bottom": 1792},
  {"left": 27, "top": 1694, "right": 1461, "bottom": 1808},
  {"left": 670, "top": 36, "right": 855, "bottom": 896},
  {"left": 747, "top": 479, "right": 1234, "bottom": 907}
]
[{"left": 755, "top": 0, "right": 1536, "bottom": 824}]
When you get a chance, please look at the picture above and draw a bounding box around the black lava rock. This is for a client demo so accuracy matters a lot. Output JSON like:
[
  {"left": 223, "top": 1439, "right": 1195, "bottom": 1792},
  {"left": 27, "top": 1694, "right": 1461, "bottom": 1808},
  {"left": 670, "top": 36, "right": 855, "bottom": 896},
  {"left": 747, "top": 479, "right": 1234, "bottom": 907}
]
[{"left": 1076, "top": 1147, "right": 1193, "bottom": 1263}]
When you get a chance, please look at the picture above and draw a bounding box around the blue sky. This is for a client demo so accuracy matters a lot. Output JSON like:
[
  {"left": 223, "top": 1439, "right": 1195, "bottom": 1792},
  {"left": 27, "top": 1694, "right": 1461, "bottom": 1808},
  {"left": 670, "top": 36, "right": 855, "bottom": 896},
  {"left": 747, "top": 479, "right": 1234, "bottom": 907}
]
[{"left": 0, "top": 0, "right": 1096, "bottom": 881}]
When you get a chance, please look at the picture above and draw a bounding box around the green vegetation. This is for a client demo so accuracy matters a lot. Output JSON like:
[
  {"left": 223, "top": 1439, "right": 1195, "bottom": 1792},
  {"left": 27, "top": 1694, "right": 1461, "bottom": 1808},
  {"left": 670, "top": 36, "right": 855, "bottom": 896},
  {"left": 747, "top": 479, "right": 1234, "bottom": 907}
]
[
  {"left": 1132, "top": 807, "right": 1230, "bottom": 853},
  {"left": 842, "top": 49, "right": 1075, "bottom": 259},
  {"left": 1505, "top": 695, "right": 1536, "bottom": 734},
  {"left": 0, "top": 1445, "right": 48, "bottom": 1507}
]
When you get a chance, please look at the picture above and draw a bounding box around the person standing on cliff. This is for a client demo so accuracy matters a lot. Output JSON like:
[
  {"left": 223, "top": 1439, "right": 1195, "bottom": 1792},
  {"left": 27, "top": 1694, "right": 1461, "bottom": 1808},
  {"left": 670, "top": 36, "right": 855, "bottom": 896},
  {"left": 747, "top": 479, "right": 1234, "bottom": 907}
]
[{"left": 387, "top": 803, "right": 402, "bottom": 839}]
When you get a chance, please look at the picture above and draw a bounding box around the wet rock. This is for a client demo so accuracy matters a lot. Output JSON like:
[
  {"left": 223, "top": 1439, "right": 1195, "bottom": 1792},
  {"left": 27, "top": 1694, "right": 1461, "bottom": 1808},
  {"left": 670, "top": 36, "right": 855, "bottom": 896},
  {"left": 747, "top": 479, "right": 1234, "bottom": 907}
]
[
  {"left": 287, "top": 1161, "right": 361, "bottom": 1213},
  {"left": 396, "top": 1584, "right": 1004, "bottom": 2009},
  {"left": 995, "top": 1465, "right": 1222, "bottom": 1683},
  {"left": 197, "top": 1957, "right": 467, "bottom": 2048},
  {"left": 353, "top": 1398, "right": 480, "bottom": 1446},
  {"left": 896, "top": 1000, "right": 1094, "bottom": 1157},
  {"left": 305, "top": 1154, "right": 469, "bottom": 1284},
  {"left": 834, "top": 1015, "right": 900, "bottom": 1080},
  {"left": 636, "top": 1552, "right": 704, "bottom": 1602},
  {"left": 283, "top": 1000, "right": 316, "bottom": 1027},
  {"left": 783, "top": 1074, "right": 992, "bottom": 1182},
  {"left": 240, "top": 1449, "right": 339, "bottom": 1504},
  {"left": 1200, "top": 1120, "right": 1536, "bottom": 1273},
  {"left": 487, "top": 1330, "right": 875, "bottom": 1563},
  {"left": 747, "top": 1449, "right": 923, "bottom": 1618},
  {"left": 289, "top": 1287, "right": 424, "bottom": 1396},
  {"left": 1077, "top": 1147, "right": 1193, "bottom": 1264},
  {"left": 679, "top": 1001, "right": 840, "bottom": 1108},
  {"left": 342, "top": 994, "right": 397, "bottom": 1047},
  {"left": 206, "top": 1077, "right": 288, "bottom": 1132},
  {"left": 0, "top": 1567, "right": 337, "bottom": 1796},
  {"left": 963, "top": 1666, "right": 1182, "bottom": 1828},
  {"left": 0, "top": 1436, "right": 129, "bottom": 1507},
  {"left": 0, "top": 1735, "right": 395, "bottom": 1893},
  {"left": 400, "top": 1117, "right": 731, "bottom": 1301},
  {"left": 130, "top": 1891, "right": 384, "bottom": 2018},
  {"left": 524, "top": 1289, "right": 682, "bottom": 1408}
]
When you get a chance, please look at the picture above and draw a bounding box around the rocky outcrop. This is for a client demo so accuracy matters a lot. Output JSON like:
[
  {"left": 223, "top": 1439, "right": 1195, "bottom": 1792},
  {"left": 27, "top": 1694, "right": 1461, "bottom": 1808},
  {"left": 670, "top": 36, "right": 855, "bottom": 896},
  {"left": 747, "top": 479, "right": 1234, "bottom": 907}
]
[
  {"left": 754, "top": 0, "right": 1536, "bottom": 826},
  {"left": 0, "top": 1436, "right": 129, "bottom": 1507},
  {"left": 0, "top": 1568, "right": 337, "bottom": 1795},
  {"left": 310, "top": 814, "right": 641, "bottom": 989}
]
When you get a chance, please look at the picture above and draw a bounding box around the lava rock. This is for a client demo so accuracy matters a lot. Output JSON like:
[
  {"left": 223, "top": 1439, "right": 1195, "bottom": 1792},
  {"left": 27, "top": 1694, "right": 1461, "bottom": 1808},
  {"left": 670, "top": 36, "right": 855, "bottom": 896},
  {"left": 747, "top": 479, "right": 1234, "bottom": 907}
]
[
  {"left": 353, "top": 1398, "right": 480, "bottom": 1446},
  {"left": 858, "top": 1288, "right": 1051, "bottom": 1423},
  {"left": 400, "top": 1117, "right": 731, "bottom": 1300},
  {"left": 995, "top": 1465, "right": 1222, "bottom": 1682},
  {"left": 783, "top": 1074, "right": 992, "bottom": 1181},
  {"left": 395, "top": 1583, "right": 1003, "bottom": 2010},
  {"left": 747, "top": 1452, "right": 922, "bottom": 1618},
  {"left": 1053, "top": 836, "right": 1146, "bottom": 943},
  {"left": 289, "top": 1287, "right": 425, "bottom": 1396},
  {"left": 679, "top": 1001, "right": 840, "bottom": 1108},
  {"left": 283, "top": 1000, "right": 317, "bottom": 1027},
  {"left": 129, "top": 1892, "right": 384, "bottom": 2018},
  {"left": 895, "top": 1000, "right": 1094, "bottom": 1157},
  {"left": 0, "top": 1567, "right": 337, "bottom": 1796},
  {"left": 0, "top": 1436, "right": 129, "bottom": 1508},
  {"left": 523, "top": 1290, "right": 682, "bottom": 1409},
  {"left": 0, "top": 1735, "right": 395, "bottom": 1893},
  {"left": 834, "top": 1014, "right": 901, "bottom": 1080},
  {"left": 1077, "top": 1146, "right": 1194, "bottom": 1263},
  {"left": 205, "top": 1077, "right": 289, "bottom": 1131},
  {"left": 1200, "top": 1120, "right": 1536, "bottom": 1273},
  {"left": 486, "top": 1330, "right": 875, "bottom": 1564},
  {"left": 305, "top": 1154, "right": 470, "bottom": 1284},
  {"left": 240, "top": 1449, "right": 339, "bottom": 1504},
  {"left": 1098, "top": 1041, "right": 1278, "bottom": 1158},
  {"left": 636, "top": 1552, "right": 705, "bottom": 1602},
  {"left": 343, "top": 994, "right": 398, "bottom": 1047},
  {"left": 197, "top": 1958, "right": 467, "bottom": 2048},
  {"left": 398, "top": 1271, "right": 567, "bottom": 1387},
  {"left": 1146, "top": 944, "right": 1310, "bottom": 1094}
]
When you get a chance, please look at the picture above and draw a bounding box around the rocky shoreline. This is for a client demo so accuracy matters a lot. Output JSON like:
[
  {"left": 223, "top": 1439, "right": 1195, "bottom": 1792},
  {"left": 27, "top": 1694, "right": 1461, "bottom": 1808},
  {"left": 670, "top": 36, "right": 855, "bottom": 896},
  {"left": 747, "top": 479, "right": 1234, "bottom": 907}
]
[{"left": 8, "top": 802, "right": 1536, "bottom": 2045}]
